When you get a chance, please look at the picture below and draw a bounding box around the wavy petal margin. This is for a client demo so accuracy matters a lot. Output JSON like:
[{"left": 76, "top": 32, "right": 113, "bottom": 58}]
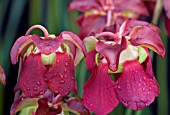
[
  {"left": 10, "top": 35, "right": 33, "bottom": 64},
  {"left": 83, "top": 64, "right": 119, "bottom": 115},
  {"left": 0, "top": 66, "right": 6, "bottom": 85},
  {"left": 115, "top": 60, "right": 158, "bottom": 110},
  {"left": 129, "top": 26, "right": 165, "bottom": 57}
]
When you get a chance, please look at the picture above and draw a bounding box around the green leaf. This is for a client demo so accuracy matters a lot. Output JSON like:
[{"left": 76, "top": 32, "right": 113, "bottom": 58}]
[{"left": 137, "top": 46, "right": 147, "bottom": 64}]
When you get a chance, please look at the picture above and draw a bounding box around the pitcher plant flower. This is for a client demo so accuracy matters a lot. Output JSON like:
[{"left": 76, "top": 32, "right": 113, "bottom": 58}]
[
  {"left": 0, "top": 65, "right": 6, "bottom": 86},
  {"left": 68, "top": 0, "right": 149, "bottom": 39},
  {"left": 82, "top": 19, "right": 165, "bottom": 114}
]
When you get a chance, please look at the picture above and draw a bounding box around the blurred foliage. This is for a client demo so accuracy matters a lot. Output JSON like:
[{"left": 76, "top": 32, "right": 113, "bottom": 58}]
[{"left": 0, "top": 0, "right": 169, "bottom": 115}]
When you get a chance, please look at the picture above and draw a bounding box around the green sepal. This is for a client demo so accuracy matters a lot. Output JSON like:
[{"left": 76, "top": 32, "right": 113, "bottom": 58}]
[
  {"left": 108, "top": 64, "right": 123, "bottom": 73},
  {"left": 41, "top": 53, "right": 56, "bottom": 65},
  {"left": 26, "top": 44, "right": 35, "bottom": 57},
  {"left": 84, "top": 36, "right": 97, "bottom": 52},
  {"left": 19, "top": 106, "right": 38, "bottom": 115},
  {"left": 95, "top": 53, "right": 100, "bottom": 65},
  {"left": 63, "top": 43, "right": 70, "bottom": 55},
  {"left": 137, "top": 46, "right": 148, "bottom": 63}
]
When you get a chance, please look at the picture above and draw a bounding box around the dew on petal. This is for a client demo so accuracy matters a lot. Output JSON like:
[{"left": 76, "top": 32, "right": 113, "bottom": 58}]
[
  {"left": 33, "top": 88, "right": 37, "bottom": 91},
  {"left": 37, "top": 81, "right": 41, "bottom": 86},
  {"left": 60, "top": 80, "right": 65, "bottom": 84},
  {"left": 26, "top": 88, "right": 30, "bottom": 91}
]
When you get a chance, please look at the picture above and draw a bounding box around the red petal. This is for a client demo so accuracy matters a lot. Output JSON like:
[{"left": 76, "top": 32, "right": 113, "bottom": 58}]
[
  {"left": 78, "top": 15, "right": 106, "bottom": 39},
  {"left": 0, "top": 66, "right": 6, "bottom": 86},
  {"left": 115, "top": 60, "right": 158, "bottom": 110},
  {"left": 95, "top": 37, "right": 127, "bottom": 72},
  {"left": 129, "top": 25, "right": 165, "bottom": 57},
  {"left": 120, "top": 19, "right": 148, "bottom": 36},
  {"left": 163, "top": 0, "right": 170, "bottom": 19},
  {"left": 36, "top": 98, "right": 61, "bottom": 115},
  {"left": 67, "top": 97, "right": 90, "bottom": 115},
  {"left": 83, "top": 64, "right": 119, "bottom": 115},
  {"left": 10, "top": 35, "right": 33, "bottom": 64},
  {"left": 61, "top": 31, "right": 87, "bottom": 56},
  {"left": 85, "top": 50, "right": 97, "bottom": 72},
  {"left": 19, "top": 54, "right": 48, "bottom": 97},
  {"left": 45, "top": 52, "right": 76, "bottom": 96},
  {"left": 68, "top": 0, "right": 101, "bottom": 12},
  {"left": 32, "top": 34, "right": 63, "bottom": 54},
  {"left": 165, "top": 17, "right": 170, "bottom": 37}
]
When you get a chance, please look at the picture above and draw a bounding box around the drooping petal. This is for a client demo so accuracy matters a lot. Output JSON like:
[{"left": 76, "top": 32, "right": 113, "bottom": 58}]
[
  {"left": 83, "top": 64, "right": 119, "bottom": 115},
  {"left": 120, "top": 19, "right": 149, "bottom": 36},
  {"left": 129, "top": 26, "right": 165, "bottom": 57},
  {"left": 68, "top": 0, "right": 101, "bottom": 12},
  {"left": 115, "top": 60, "right": 158, "bottom": 110},
  {"left": 163, "top": 0, "right": 170, "bottom": 19},
  {"left": 67, "top": 97, "right": 90, "bottom": 115},
  {"left": 35, "top": 98, "right": 61, "bottom": 115},
  {"left": 165, "top": 17, "right": 170, "bottom": 37},
  {"left": 96, "top": 37, "right": 127, "bottom": 72},
  {"left": 45, "top": 52, "right": 76, "bottom": 96},
  {"left": 85, "top": 50, "right": 97, "bottom": 72},
  {"left": 0, "top": 66, "right": 6, "bottom": 86},
  {"left": 10, "top": 95, "right": 38, "bottom": 115},
  {"left": 32, "top": 34, "right": 63, "bottom": 55},
  {"left": 77, "top": 15, "right": 106, "bottom": 39},
  {"left": 10, "top": 35, "right": 33, "bottom": 64},
  {"left": 61, "top": 31, "right": 87, "bottom": 56},
  {"left": 19, "top": 54, "right": 48, "bottom": 97}
]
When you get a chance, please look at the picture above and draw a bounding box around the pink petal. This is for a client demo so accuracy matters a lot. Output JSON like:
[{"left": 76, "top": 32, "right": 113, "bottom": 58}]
[
  {"left": 35, "top": 98, "right": 61, "bottom": 115},
  {"left": 68, "top": 0, "right": 101, "bottom": 12},
  {"left": 95, "top": 37, "right": 127, "bottom": 72},
  {"left": 45, "top": 52, "right": 76, "bottom": 96},
  {"left": 77, "top": 15, "right": 106, "bottom": 39},
  {"left": 165, "top": 17, "right": 170, "bottom": 37},
  {"left": 163, "top": 0, "right": 170, "bottom": 19},
  {"left": 129, "top": 25, "right": 165, "bottom": 57},
  {"left": 19, "top": 54, "right": 48, "bottom": 97},
  {"left": 67, "top": 97, "right": 90, "bottom": 115},
  {"left": 10, "top": 35, "right": 33, "bottom": 64},
  {"left": 115, "top": 60, "right": 158, "bottom": 110},
  {"left": 0, "top": 66, "right": 6, "bottom": 86},
  {"left": 32, "top": 34, "right": 63, "bottom": 55},
  {"left": 85, "top": 50, "right": 97, "bottom": 72},
  {"left": 61, "top": 31, "right": 87, "bottom": 56},
  {"left": 83, "top": 64, "right": 119, "bottom": 115}
]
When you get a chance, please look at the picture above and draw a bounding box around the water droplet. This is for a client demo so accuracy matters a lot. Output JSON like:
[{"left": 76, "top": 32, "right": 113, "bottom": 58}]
[
  {"left": 64, "top": 75, "right": 67, "bottom": 78},
  {"left": 60, "top": 80, "right": 65, "bottom": 84},
  {"left": 39, "top": 90, "right": 45, "bottom": 95},
  {"left": 44, "top": 78, "right": 48, "bottom": 82},
  {"left": 117, "top": 85, "right": 121, "bottom": 89},
  {"left": 71, "top": 77, "right": 74, "bottom": 80},
  {"left": 65, "top": 62, "right": 68, "bottom": 67},
  {"left": 64, "top": 69, "right": 67, "bottom": 74},
  {"left": 60, "top": 75, "right": 64, "bottom": 78},
  {"left": 138, "top": 83, "right": 141, "bottom": 86},
  {"left": 37, "top": 82, "right": 41, "bottom": 86},
  {"left": 26, "top": 88, "right": 30, "bottom": 91},
  {"left": 21, "top": 98, "right": 24, "bottom": 101},
  {"left": 55, "top": 90, "right": 59, "bottom": 93},
  {"left": 33, "top": 88, "right": 37, "bottom": 91},
  {"left": 149, "top": 87, "right": 152, "bottom": 90},
  {"left": 56, "top": 59, "right": 60, "bottom": 63},
  {"left": 142, "top": 87, "right": 145, "bottom": 91},
  {"left": 23, "top": 82, "right": 26, "bottom": 85},
  {"left": 143, "top": 77, "right": 146, "bottom": 80},
  {"left": 89, "top": 104, "right": 93, "bottom": 107},
  {"left": 147, "top": 92, "right": 150, "bottom": 94}
]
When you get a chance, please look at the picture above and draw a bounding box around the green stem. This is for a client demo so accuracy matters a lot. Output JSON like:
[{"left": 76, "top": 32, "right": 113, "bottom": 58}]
[
  {"left": 125, "top": 108, "right": 133, "bottom": 115},
  {"left": 134, "top": 110, "right": 143, "bottom": 115}
]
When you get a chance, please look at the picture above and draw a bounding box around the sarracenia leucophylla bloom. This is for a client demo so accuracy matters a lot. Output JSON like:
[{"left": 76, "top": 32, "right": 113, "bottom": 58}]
[
  {"left": 82, "top": 19, "right": 165, "bottom": 115},
  {"left": 10, "top": 25, "right": 87, "bottom": 114},
  {"left": 68, "top": 0, "right": 149, "bottom": 39}
]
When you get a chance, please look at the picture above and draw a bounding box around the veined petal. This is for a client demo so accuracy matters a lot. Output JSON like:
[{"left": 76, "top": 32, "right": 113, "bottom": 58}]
[
  {"left": 19, "top": 54, "right": 48, "bottom": 97},
  {"left": 45, "top": 52, "right": 76, "bottom": 96},
  {"left": 85, "top": 50, "right": 97, "bottom": 72},
  {"left": 10, "top": 35, "right": 33, "bottom": 64},
  {"left": 115, "top": 60, "right": 158, "bottom": 110},
  {"left": 35, "top": 98, "right": 61, "bottom": 115},
  {"left": 96, "top": 37, "right": 127, "bottom": 72},
  {"left": 61, "top": 31, "right": 87, "bottom": 56},
  {"left": 32, "top": 34, "right": 63, "bottom": 55},
  {"left": 0, "top": 66, "right": 6, "bottom": 86},
  {"left": 83, "top": 64, "right": 119, "bottom": 115},
  {"left": 129, "top": 26, "right": 165, "bottom": 57},
  {"left": 68, "top": 0, "right": 101, "bottom": 12},
  {"left": 10, "top": 95, "right": 38, "bottom": 115}
]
